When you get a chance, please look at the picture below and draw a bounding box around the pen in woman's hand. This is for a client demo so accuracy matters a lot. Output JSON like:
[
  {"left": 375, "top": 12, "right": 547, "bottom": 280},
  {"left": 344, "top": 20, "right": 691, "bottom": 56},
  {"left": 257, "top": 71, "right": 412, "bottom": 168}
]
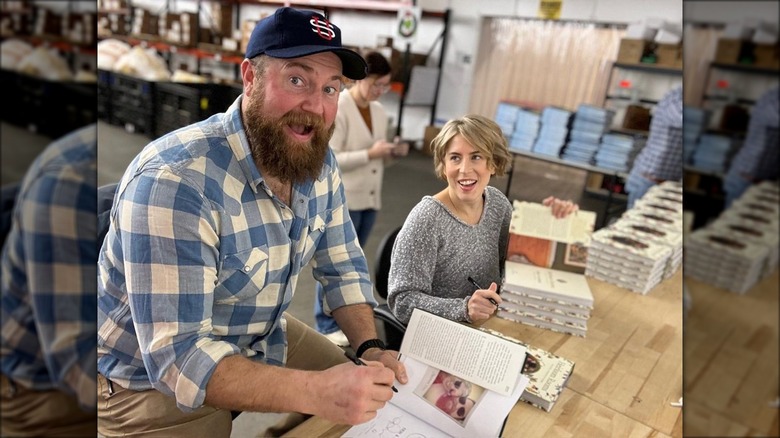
[
  {"left": 467, "top": 276, "right": 499, "bottom": 307},
  {"left": 344, "top": 350, "right": 398, "bottom": 392}
]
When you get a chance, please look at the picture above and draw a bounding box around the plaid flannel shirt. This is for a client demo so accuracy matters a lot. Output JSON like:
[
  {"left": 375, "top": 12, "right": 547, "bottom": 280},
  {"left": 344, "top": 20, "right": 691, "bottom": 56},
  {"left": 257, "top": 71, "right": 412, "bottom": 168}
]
[
  {"left": 97, "top": 96, "right": 375, "bottom": 412},
  {"left": 1, "top": 124, "right": 97, "bottom": 410},
  {"left": 726, "top": 86, "right": 780, "bottom": 181},
  {"left": 629, "top": 86, "right": 684, "bottom": 182}
]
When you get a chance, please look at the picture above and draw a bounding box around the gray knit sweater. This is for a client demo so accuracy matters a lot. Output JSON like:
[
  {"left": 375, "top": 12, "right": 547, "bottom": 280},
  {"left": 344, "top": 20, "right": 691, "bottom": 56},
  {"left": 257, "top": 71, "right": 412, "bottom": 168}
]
[{"left": 387, "top": 185, "right": 512, "bottom": 324}]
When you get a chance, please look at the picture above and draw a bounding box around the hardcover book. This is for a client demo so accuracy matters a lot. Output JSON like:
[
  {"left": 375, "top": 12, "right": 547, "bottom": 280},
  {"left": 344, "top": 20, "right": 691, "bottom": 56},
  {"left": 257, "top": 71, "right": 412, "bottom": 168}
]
[
  {"left": 503, "top": 261, "right": 594, "bottom": 308},
  {"left": 478, "top": 327, "right": 575, "bottom": 412}
]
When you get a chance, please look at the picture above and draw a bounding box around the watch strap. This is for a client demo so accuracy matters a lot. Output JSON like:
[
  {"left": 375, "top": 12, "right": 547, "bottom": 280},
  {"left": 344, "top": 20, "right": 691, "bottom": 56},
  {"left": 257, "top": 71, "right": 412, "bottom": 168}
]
[{"left": 355, "top": 338, "right": 386, "bottom": 358}]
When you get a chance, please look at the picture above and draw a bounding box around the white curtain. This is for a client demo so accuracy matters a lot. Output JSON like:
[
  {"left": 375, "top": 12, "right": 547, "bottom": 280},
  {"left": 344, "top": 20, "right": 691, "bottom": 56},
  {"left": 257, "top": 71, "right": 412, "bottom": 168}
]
[{"left": 469, "top": 18, "right": 625, "bottom": 116}]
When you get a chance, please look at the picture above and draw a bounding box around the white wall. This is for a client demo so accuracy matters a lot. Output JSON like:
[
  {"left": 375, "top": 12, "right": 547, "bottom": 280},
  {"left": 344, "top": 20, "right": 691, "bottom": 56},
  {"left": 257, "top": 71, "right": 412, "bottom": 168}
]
[
  {"left": 126, "top": 0, "right": 684, "bottom": 140},
  {"left": 684, "top": 1, "right": 779, "bottom": 24}
]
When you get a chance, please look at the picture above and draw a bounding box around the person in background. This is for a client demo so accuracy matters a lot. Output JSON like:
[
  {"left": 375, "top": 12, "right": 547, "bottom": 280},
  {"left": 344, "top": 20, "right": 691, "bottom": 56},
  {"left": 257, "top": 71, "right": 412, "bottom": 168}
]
[
  {"left": 1, "top": 124, "right": 97, "bottom": 436},
  {"left": 96, "top": 8, "right": 406, "bottom": 437},
  {"left": 723, "top": 86, "right": 779, "bottom": 208},
  {"left": 387, "top": 115, "right": 577, "bottom": 326},
  {"left": 624, "top": 86, "right": 683, "bottom": 209},
  {"left": 314, "top": 51, "right": 409, "bottom": 346}
]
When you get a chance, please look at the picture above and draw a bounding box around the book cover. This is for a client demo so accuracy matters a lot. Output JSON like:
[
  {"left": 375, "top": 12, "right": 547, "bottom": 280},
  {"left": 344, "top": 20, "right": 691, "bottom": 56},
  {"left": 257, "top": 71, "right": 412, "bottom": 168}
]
[
  {"left": 477, "top": 327, "right": 576, "bottom": 413},
  {"left": 503, "top": 261, "right": 594, "bottom": 308}
]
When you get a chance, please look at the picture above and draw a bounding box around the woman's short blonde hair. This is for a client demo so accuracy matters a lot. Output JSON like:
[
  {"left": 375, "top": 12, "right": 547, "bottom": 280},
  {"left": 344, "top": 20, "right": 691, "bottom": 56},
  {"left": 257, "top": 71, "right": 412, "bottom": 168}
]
[{"left": 429, "top": 114, "right": 511, "bottom": 181}]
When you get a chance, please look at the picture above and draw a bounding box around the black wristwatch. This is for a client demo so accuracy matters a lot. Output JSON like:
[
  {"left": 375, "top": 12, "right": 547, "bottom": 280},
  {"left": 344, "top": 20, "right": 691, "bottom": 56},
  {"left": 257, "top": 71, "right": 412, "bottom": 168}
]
[{"left": 356, "top": 338, "right": 386, "bottom": 358}]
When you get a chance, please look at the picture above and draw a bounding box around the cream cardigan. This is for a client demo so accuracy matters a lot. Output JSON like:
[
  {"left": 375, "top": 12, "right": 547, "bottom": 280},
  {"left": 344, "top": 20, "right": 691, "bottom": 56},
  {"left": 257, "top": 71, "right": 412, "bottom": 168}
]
[{"left": 330, "top": 90, "right": 390, "bottom": 211}]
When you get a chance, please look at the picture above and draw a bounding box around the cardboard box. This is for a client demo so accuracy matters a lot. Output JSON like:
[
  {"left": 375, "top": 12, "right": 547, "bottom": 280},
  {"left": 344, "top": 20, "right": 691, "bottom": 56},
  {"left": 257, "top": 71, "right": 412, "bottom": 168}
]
[
  {"left": 753, "top": 43, "right": 779, "bottom": 69},
  {"left": 616, "top": 38, "right": 649, "bottom": 64},
  {"left": 423, "top": 125, "right": 441, "bottom": 157},
  {"left": 655, "top": 43, "right": 682, "bottom": 68},
  {"left": 622, "top": 104, "right": 651, "bottom": 132},
  {"left": 714, "top": 38, "right": 743, "bottom": 64},
  {"left": 240, "top": 19, "right": 258, "bottom": 54},
  {"left": 390, "top": 48, "right": 428, "bottom": 82}
]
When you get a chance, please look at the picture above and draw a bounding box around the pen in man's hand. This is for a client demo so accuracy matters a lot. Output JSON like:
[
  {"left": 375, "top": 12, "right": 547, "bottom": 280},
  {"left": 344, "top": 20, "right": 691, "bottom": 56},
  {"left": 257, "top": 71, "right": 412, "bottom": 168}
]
[
  {"left": 344, "top": 350, "right": 398, "bottom": 392},
  {"left": 467, "top": 276, "right": 499, "bottom": 307}
]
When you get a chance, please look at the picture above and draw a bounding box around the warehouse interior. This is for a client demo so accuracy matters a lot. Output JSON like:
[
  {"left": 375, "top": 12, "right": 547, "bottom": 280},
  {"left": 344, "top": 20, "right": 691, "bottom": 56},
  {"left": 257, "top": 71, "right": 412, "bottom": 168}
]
[{"left": 0, "top": 0, "right": 778, "bottom": 437}]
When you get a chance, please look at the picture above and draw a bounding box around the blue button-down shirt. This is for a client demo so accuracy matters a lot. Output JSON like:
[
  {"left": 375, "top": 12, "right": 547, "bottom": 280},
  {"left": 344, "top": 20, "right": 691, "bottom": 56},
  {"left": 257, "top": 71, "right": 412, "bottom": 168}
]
[
  {"left": 1, "top": 124, "right": 97, "bottom": 410},
  {"left": 726, "top": 86, "right": 779, "bottom": 181},
  {"left": 97, "top": 96, "right": 375, "bottom": 412},
  {"left": 629, "top": 86, "right": 684, "bottom": 182}
]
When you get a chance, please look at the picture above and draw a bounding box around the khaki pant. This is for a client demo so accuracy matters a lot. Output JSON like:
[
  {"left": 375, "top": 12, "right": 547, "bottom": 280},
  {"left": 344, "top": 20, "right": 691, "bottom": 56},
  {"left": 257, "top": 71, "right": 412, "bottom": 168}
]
[
  {"left": 0, "top": 374, "right": 96, "bottom": 437},
  {"left": 98, "top": 313, "right": 348, "bottom": 437}
]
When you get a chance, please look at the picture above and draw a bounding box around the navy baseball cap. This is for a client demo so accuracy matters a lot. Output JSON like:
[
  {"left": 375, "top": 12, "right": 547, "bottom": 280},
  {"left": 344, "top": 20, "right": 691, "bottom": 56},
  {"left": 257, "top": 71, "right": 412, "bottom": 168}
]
[{"left": 245, "top": 7, "right": 368, "bottom": 80}]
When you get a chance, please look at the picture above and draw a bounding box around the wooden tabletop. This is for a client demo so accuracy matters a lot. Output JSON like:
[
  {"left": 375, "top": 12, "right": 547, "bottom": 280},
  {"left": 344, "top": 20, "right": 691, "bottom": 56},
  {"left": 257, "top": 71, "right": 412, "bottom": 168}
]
[
  {"left": 284, "top": 269, "right": 684, "bottom": 437},
  {"left": 683, "top": 269, "right": 779, "bottom": 437}
]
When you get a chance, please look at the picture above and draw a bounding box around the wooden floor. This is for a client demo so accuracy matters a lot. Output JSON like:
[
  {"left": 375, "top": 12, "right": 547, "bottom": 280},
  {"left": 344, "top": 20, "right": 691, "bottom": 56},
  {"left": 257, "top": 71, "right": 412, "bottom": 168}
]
[
  {"left": 284, "top": 269, "right": 684, "bottom": 437},
  {"left": 684, "top": 269, "right": 779, "bottom": 437}
]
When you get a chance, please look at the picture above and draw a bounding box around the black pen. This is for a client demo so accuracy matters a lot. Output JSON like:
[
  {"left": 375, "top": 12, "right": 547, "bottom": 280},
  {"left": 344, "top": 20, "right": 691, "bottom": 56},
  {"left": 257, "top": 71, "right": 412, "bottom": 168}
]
[
  {"left": 344, "top": 350, "right": 398, "bottom": 393},
  {"left": 468, "top": 276, "right": 499, "bottom": 307}
]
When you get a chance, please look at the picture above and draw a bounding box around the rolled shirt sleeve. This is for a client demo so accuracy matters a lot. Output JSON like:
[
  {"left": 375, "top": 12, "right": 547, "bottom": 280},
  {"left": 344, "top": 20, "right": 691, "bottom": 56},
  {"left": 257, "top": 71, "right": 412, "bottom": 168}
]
[{"left": 118, "top": 169, "right": 240, "bottom": 411}]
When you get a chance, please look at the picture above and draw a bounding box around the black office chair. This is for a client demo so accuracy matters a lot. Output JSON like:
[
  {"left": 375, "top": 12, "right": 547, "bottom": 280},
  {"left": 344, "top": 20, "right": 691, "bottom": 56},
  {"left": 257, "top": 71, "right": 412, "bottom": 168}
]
[
  {"left": 97, "top": 183, "right": 119, "bottom": 245},
  {"left": 1, "top": 182, "right": 22, "bottom": 250},
  {"left": 372, "top": 226, "right": 407, "bottom": 351}
]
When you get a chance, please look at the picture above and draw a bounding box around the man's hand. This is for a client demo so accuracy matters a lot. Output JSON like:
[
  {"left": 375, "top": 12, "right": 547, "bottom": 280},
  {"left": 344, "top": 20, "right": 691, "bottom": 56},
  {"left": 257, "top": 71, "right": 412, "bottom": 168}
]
[
  {"left": 314, "top": 361, "right": 396, "bottom": 425},
  {"left": 542, "top": 196, "right": 579, "bottom": 218},
  {"left": 360, "top": 348, "right": 408, "bottom": 386}
]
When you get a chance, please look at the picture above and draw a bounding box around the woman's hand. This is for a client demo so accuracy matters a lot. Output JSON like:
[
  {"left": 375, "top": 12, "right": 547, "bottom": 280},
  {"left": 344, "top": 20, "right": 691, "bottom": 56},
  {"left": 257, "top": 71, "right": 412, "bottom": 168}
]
[{"left": 542, "top": 196, "right": 579, "bottom": 219}]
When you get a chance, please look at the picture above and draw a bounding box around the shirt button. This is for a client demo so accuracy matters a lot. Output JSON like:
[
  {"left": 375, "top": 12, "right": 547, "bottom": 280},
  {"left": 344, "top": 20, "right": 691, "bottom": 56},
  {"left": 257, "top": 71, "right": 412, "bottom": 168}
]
[
  {"left": 244, "top": 266, "right": 251, "bottom": 272},
  {"left": 370, "top": 190, "right": 375, "bottom": 195},
  {"left": 372, "top": 169, "right": 377, "bottom": 174},
  {"left": 300, "top": 199, "right": 304, "bottom": 203}
]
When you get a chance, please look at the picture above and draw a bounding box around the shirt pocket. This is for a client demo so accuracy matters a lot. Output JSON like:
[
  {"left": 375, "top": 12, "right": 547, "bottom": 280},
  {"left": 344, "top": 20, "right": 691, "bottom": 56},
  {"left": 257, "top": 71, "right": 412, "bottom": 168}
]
[
  {"left": 215, "top": 246, "right": 269, "bottom": 304},
  {"left": 301, "top": 213, "right": 328, "bottom": 266}
]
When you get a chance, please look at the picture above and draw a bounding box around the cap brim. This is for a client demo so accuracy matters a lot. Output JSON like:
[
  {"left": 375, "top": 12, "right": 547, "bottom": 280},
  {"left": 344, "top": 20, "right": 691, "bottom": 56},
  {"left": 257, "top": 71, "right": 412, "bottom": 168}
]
[{"left": 265, "top": 46, "right": 368, "bottom": 80}]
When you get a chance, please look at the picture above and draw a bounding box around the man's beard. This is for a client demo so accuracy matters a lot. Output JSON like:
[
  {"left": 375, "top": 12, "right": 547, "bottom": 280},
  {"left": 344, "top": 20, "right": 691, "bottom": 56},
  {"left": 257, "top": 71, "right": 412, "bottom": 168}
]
[{"left": 243, "top": 89, "right": 335, "bottom": 184}]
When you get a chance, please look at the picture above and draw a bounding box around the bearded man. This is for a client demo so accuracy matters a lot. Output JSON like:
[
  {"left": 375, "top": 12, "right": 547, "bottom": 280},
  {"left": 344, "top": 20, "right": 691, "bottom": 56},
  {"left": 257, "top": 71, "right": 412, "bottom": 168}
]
[{"left": 96, "top": 8, "right": 407, "bottom": 437}]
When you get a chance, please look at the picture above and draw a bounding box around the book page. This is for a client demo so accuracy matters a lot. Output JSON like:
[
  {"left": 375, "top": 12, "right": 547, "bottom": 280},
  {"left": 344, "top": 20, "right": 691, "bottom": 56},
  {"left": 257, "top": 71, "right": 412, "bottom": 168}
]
[
  {"left": 342, "top": 403, "right": 446, "bottom": 438},
  {"left": 344, "top": 356, "right": 529, "bottom": 438},
  {"left": 400, "top": 310, "right": 526, "bottom": 396},
  {"left": 511, "top": 201, "right": 595, "bottom": 244}
]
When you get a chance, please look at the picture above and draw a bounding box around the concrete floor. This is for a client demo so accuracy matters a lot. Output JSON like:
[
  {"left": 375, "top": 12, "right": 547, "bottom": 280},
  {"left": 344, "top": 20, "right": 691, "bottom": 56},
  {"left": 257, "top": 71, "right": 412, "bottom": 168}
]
[{"left": 1, "top": 118, "right": 617, "bottom": 436}]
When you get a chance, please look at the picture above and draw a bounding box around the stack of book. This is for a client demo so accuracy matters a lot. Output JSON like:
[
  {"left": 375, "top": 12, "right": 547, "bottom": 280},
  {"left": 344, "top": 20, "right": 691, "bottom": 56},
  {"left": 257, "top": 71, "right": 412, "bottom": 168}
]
[
  {"left": 684, "top": 181, "right": 780, "bottom": 293},
  {"left": 683, "top": 106, "right": 708, "bottom": 164},
  {"left": 585, "top": 226, "right": 673, "bottom": 295},
  {"left": 494, "top": 102, "right": 521, "bottom": 137},
  {"left": 691, "top": 133, "right": 736, "bottom": 173},
  {"left": 498, "top": 261, "right": 593, "bottom": 337},
  {"left": 532, "top": 106, "right": 572, "bottom": 157},
  {"left": 509, "top": 108, "right": 541, "bottom": 152},
  {"left": 561, "top": 105, "right": 614, "bottom": 165},
  {"left": 594, "top": 132, "right": 638, "bottom": 172},
  {"left": 607, "top": 217, "right": 682, "bottom": 280},
  {"left": 684, "top": 227, "right": 769, "bottom": 294}
]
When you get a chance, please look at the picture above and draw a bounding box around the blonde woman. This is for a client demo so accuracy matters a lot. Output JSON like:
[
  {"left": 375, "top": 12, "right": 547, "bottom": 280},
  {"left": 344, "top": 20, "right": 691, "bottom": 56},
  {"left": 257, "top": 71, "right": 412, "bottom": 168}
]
[{"left": 387, "top": 115, "right": 577, "bottom": 325}]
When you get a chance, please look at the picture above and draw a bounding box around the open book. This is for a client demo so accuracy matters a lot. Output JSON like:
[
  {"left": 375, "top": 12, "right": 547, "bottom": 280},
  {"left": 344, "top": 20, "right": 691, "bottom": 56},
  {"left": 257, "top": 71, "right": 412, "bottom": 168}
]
[
  {"left": 510, "top": 200, "right": 596, "bottom": 244},
  {"left": 508, "top": 200, "right": 596, "bottom": 274},
  {"left": 344, "top": 310, "right": 530, "bottom": 438}
]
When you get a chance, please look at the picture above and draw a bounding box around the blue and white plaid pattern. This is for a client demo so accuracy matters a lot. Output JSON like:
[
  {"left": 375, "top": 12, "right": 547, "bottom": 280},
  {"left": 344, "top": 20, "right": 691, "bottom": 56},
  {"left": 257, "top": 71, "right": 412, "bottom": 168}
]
[
  {"left": 97, "top": 96, "right": 374, "bottom": 412},
  {"left": 726, "top": 86, "right": 779, "bottom": 181},
  {"left": 1, "top": 124, "right": 97, "bottom": 410},
  {"left": 629, "top": 86, "right": 684, "bottom": 182}
]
